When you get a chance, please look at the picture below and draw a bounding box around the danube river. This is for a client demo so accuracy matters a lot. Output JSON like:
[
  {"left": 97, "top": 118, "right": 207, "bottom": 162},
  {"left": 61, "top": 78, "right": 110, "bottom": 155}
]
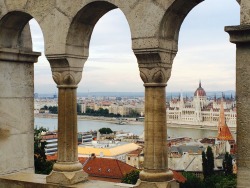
[{"left": 34, "top": 117, "right": 237, "bottom": 140}]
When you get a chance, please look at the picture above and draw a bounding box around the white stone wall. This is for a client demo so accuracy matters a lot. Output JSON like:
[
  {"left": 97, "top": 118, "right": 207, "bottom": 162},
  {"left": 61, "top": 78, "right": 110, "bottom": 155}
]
[{"left": 0, "top": 61, "right": 34, "bottom": 175}]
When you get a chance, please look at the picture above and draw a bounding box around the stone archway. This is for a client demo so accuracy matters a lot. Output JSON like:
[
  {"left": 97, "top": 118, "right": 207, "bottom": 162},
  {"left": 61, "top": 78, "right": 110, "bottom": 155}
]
[{"left": 46, "top": 1, "right": 134, "bottom": 185}]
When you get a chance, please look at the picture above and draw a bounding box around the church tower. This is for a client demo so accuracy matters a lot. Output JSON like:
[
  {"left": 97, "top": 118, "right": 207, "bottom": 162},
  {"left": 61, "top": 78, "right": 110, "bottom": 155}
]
[{"left": 217, "top": 96, "right": 234, "bottom": 141}]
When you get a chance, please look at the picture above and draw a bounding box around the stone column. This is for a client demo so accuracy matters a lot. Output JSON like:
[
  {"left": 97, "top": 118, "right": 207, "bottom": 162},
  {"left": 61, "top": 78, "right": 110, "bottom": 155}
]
[
  {"left": 46, "top": 56, "right": 88, "bottom": 185},
  {"left": 225, "top": 25, "right": 250, "bottom": 188},
  {"left": 0, "top": 48, "right": 40, "bottom": 175},
  {"left": 134, "top": 51, "right": 179, "bottom": 188}
]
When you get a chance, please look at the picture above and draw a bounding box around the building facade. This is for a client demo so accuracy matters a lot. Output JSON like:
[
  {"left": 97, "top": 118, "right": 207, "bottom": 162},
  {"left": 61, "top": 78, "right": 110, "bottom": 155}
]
[{"left": 167, "top": 82, "right": 236, "bottom": 128}]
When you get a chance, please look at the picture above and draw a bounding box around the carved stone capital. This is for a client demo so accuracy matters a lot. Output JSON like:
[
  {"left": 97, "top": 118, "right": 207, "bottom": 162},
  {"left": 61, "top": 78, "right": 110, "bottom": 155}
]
[
  {"left": 47, "top": 54, "right": 87, "bottom": 87},
  {"left": 134, "top": 50, "right": 176, "bottom": 85}
]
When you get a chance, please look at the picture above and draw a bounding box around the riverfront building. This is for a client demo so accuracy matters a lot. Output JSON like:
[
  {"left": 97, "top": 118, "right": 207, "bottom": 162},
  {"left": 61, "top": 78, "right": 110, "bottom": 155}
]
[{"left": 167, "top": 82, "right": 236, "bottom": 128}]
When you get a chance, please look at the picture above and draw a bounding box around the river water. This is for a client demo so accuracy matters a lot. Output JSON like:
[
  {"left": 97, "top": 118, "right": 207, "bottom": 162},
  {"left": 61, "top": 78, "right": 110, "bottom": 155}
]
[{"left": 34, "top": 117, "right": 233, "bottom": 140}]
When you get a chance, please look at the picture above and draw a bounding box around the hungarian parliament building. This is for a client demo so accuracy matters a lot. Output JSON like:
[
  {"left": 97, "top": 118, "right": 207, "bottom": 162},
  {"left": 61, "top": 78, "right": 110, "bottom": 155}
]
[{"left": 167, "top": 82, "right": 236, "bottom": 128}]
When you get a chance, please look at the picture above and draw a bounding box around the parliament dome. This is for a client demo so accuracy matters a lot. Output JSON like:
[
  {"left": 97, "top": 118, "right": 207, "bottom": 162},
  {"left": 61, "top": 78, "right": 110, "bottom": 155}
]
[{"left": 194, "top": 81, "right": 206, "bottom": 97}]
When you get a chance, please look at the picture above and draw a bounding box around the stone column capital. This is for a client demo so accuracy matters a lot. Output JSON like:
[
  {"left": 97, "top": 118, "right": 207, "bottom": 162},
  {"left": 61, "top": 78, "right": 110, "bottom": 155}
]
[
  {"left": 225, "top": 25, "right": 250, "bottom": 44},
  {"left": 47, "top": 54, "right": 87, "bottom": 88},
  {"left": 134, "top": 49, "right": 176, "bottom": 86},
  {"left": 0, "top": 48, "right": 40, "bottom": 63}
]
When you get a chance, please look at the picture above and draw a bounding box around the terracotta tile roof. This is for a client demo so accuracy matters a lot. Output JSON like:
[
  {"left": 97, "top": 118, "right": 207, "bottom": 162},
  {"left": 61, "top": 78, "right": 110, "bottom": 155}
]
[
  {"left": 48, "top": 155, "right": 186, "bottom": 183},
  {"left": 217, "top": 98, "right": 234, "bottom": 141},
  {"left": 46, "top": 154, "right": 57, "bottom": 161},
  {"left": 200, "top": 138, "right": 216, "bottom": 145},
  {"left": 82, "top": 157, "right": 137, "bottom": 179},
  {"left": 171, "top": 170, "right": 187, "bottom": 183},
  {"left": 127, "top": 148, "right": 143, "bottom": 156},
  {"left": 79, "top": 157, "right": 88, "bottom": 164},
  {"left": 217, "top": 124, "right": 234, "bottom": 141},
  {"left": 41, "top": 134, "right": 58, "bottom": 140}
]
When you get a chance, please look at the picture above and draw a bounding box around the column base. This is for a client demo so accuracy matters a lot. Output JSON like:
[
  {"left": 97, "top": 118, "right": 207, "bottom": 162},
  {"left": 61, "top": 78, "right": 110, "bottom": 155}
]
[
  {"left": 134, "top": 179, "right": 179, "bottom": 188},
  {"left": 46, "top": 170, "right": 88, "bottom": 185},
  {"left": 139, "top": 170, "right": 173, "bottom": 182}
]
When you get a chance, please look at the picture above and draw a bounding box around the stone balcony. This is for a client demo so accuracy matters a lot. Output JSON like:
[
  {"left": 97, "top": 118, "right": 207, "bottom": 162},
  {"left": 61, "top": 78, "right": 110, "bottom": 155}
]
[{"left": 0, "top": 172, "right": 132, "bottom": 188}]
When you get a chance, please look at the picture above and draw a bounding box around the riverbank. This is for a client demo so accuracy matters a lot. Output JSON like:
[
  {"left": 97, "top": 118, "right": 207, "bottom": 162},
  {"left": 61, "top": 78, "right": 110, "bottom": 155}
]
[
  {"left": 34, "top": 113, "right": 236, "bottom": 132},
  {"left": 34, "top": 113, "right": 140, "bottom": 125}
]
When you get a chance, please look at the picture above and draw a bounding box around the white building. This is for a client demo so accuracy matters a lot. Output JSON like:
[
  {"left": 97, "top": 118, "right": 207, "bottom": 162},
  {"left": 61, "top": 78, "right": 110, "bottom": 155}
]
[{"left": 167, "top": 82, "right": 236, "bottom": 128}]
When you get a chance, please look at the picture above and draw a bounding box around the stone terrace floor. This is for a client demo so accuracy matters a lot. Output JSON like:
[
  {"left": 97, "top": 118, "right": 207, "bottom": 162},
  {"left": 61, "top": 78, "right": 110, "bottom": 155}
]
[{"left": 0, "top": 172, "right": 134, "bottom": 188}]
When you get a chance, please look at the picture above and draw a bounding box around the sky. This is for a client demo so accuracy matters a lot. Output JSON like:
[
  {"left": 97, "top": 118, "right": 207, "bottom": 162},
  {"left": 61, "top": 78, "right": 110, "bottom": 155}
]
[{"left": 30, "top": 0, "right": 240, "bottom": 94}]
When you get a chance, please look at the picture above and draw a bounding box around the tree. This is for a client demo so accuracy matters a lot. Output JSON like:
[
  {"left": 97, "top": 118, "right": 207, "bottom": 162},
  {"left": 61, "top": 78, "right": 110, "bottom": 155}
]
[
  {"left": 206, "top": 146, "right": 215, "bottom": 177},
  {"left": 202, "top": 151, "right": 208, "bottom": 179},
  {"left": 99, "top": 127, "right": 113, "bottom": 134},
  {"left": 223, "top": 152, "right": 233, "bottom": 176},
  {"left": 48, "top": 106, "right": 58, "bottom": 114},
  {"left": 34, "top": 127, "right": 55, "bottom": 175},
  {"left": 203, "top": 174, "right": 236, "bottom": 188},
  {"left": 121, "top": 170, "right": 140, "bottom": 185},
  {"left": 180, "top": 172, "right": 205, "bottom": 188},
  {"left": 77, "top": 104, "right": 81, "bottom": 114},
  {"left": 202, "top": 146, "right": 214, "bottom": 179},
  {"left": 128, "top": 109, "right": 140, "bottom": 117}
]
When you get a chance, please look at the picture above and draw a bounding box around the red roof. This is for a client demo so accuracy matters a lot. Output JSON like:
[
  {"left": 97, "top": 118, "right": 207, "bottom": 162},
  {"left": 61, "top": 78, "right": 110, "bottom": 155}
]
[
  {"left": 171, "top": 170, "right": 187, "bottom": 183},
  {"left": 217, "top": 98, "right": 234, "bottom": 141},
  {"left": 127, "top": 148, "right": 143, "bottom": 156},
  {"left": 194, "top": 81, "right": 206, "bottom": 97},
  {"left": 46, "top": 154, "right": 57, "bottom": 161},
  {"left": 83, "top": 157, "right": 137, "bottom": 179},
  {"left": 48, "top": 155, "right": 186, "bottom": 183},
  {"left": 218, "top": 125, "right": 234, "bottom": 141},
  {"left": 41, "top": 134, "right": 57, "bottom": 140}
]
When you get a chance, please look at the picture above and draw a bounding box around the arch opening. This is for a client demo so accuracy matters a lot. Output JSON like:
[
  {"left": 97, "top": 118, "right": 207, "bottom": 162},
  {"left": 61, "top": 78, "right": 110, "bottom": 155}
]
[
  {"left": 162, "top": 0, "right": 239, "bottom": 184},
  {"left": 66, "top": 1, "right": 118, "bottom": 57},
  {"left": 0, "top": 11, "right": 34, "bottom": 50}
]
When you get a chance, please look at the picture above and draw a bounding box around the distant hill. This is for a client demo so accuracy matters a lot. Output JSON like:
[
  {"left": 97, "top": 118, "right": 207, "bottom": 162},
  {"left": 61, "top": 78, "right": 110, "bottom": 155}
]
[{"left": 37, "top": 90, "right": 235, "bottom": 99}]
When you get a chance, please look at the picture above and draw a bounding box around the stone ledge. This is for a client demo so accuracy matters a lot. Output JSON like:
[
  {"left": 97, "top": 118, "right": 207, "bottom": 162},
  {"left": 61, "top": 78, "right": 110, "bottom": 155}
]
[{"left": 0, "top": 172, "right": 120, "bottom": 188}]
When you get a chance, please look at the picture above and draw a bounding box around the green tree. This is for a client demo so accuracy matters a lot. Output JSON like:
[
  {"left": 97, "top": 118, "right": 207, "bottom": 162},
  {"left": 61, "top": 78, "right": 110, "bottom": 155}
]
[
  {"left": 34, "top": 127, "right": 55, "bottom": 175},
  {"left": 128, "top": 109, "right": 140, "bottom": 117},
  {"left": 99, "top": 127, "right": 113, "bottom": 134},
  {"left": 77, "top": 104, "right": 81, "bottom": 114},
  {"left": 180, "top": 172, "right": 205, "bottom": 188},
  {"left": 121, "top": 170, "right": 140, "bottom": 185},
  {"left": 202, "top": 151, "right": 208, "bottom": 179},
  {"left": 204, "top": 174, "right": 236, "bottom": 188},
  {"left": 223, "top": 152, "right": 233, "bottom": 176},
  {"left": 207, "top": 146, "right": 215, "bottom": 176},
  {"left": 48, "top": 106, "right": 58, "bottom": 114},
  {"left": 202, "top": 146, "right": 214, "bottom": 179}
]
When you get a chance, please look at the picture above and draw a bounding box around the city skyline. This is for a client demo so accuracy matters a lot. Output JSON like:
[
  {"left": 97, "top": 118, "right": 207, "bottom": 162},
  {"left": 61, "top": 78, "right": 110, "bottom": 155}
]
[{"left": 30, "top": 0, "right": 240, "bottom": 93}]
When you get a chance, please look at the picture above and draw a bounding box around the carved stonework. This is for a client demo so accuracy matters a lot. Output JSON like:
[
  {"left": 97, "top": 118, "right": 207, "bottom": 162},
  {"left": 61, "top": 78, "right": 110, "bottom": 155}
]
[
  {"left": 47, "top": 55, "right": 87, "bottom": 87},
  {"left": 52, "top": 70, "right": 82, "bottom": 86},
  {"left": 134, "top": 51, "right": 176, "bottom": 84}
]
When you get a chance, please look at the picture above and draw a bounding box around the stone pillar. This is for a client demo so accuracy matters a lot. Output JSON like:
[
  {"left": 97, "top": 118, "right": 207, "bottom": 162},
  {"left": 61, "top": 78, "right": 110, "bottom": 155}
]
[
  {"left": 225, "top": 25, "right": 250, "bottom": 188},
  {"left": 46, "top": 56, "right": 88, "bottom": 185},
  {"left": 0, "top": 48, "right": 40, "bottom": 175},
  {"left": 134, "top": 51, "right": 179, "bottom": 188}
]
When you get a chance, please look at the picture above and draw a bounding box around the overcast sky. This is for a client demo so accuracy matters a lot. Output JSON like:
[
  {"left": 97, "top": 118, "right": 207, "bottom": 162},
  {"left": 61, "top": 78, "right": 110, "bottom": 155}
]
[{"left": 30, "top": 0, "right": 240, "bottom": 94}]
